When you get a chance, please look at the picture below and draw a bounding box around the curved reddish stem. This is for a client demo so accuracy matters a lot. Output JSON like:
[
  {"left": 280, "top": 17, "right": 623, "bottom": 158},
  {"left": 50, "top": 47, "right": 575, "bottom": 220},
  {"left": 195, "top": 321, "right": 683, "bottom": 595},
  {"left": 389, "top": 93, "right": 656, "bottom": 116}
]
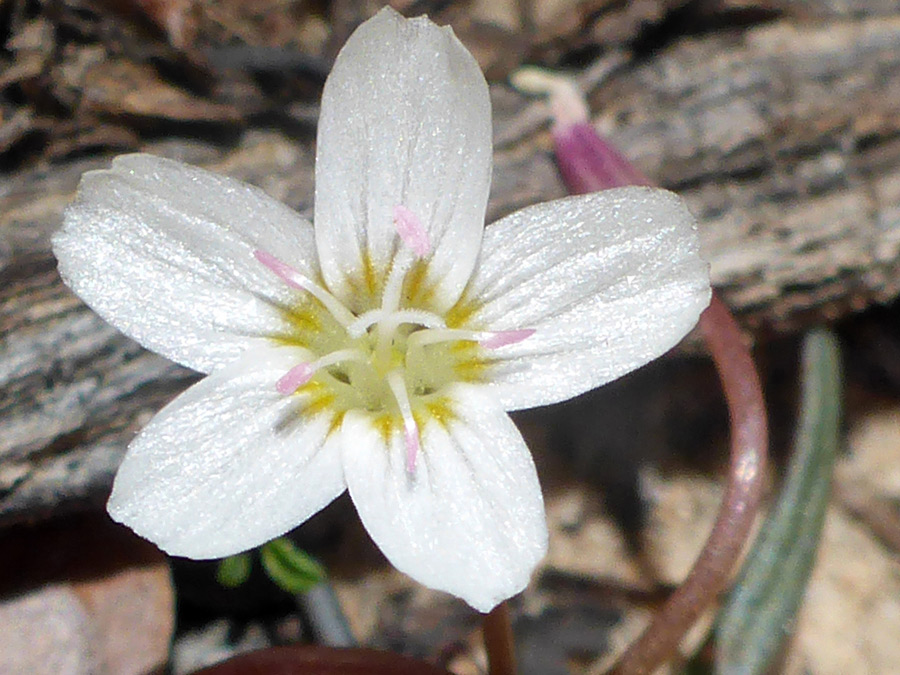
[
  {"left": 551, "top": 118, "right": 769, "bottom": 674},
  {"left": 611, "top": 294, "right": 768, "bottom": 674}
]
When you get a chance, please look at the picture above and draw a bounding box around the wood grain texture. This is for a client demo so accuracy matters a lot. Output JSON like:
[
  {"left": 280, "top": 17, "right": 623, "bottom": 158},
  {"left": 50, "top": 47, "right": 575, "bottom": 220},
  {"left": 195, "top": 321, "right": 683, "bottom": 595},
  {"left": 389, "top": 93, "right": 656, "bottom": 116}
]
[
  {"left": 598, "top": 17, "right": 900, "bottom": 332},
  {"left": 2, "top": 6, "right": 900, "bottom": 526}
]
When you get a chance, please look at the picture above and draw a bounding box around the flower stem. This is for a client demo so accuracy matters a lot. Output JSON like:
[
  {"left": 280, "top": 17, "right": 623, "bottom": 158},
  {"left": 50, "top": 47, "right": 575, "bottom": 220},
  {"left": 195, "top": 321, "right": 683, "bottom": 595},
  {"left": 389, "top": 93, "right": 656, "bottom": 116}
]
[
  {"left": 610, "top": 294, "right": 768, "bottom": 674},
  {"left": 483, "top": 602, "right": 517, "bottom": 675},
  {"left": 297, "top": 582, "right": 358, "bottom": 648},
  {"left": 524, "top": 68, "right": 770, "bottom": 674}
]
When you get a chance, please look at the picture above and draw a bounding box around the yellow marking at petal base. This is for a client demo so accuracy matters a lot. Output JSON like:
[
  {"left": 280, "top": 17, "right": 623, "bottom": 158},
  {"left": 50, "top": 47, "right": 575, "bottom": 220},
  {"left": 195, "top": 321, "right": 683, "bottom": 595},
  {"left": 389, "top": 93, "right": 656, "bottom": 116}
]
[
  {"left": 272, "top": 300, "right": 322, "bottom": 348},
  {"left": 453, "top": 356, "right": 493, "bottom": 382},
  {"left": 401, "top": 259, "right": 435, "bottom": 309},
  {"left": 272, "top": 334, "right": 311, "bottom": 349},
  {"left": 362, "top": 253, "right": 377, "bottom": 297},
  {"left": 295, "top": 378, "right": 326, "bottom": 394},
  {"left": 281, "top": 299, "right": 322, "bottom": 329},
  {"left": 343, "top": 253, "right": 380, "bottom": 311},
  {"left": 415, "top": 397, "right": 455, "bottom": 429},
  {"left": 304, "top": 392, "right": 336, "bottom": 417},
  {"left": 447, "top": 341, "right": 493, "bottom": 383},
  {"left": 449, "top": 341, "right": 478, "bottom": 355},
  {"left": 371, "top": 413, "right": 396, "bottom": 445},
  {"left": 326, "top": 410, "right": 346, "bottom": 438},
  {"left": 445, "top": 296, "right": 480, "bottom": 328},
  {"left": 293, "top": 378, "right": 336, "bottom": 416}
]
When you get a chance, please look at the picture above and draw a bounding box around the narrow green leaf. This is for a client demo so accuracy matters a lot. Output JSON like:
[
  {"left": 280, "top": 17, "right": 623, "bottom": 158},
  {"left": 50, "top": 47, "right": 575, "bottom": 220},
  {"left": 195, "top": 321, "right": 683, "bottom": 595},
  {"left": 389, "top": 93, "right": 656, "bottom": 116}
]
[
  {"left": 714, "top": 328, "right": 842, "bottom": 674},
  {"left": 260, "top": 537, "right": 326, "bottom": 594},
  {"left": 216, "top": 553, "right": 253, "bottom": 588}
]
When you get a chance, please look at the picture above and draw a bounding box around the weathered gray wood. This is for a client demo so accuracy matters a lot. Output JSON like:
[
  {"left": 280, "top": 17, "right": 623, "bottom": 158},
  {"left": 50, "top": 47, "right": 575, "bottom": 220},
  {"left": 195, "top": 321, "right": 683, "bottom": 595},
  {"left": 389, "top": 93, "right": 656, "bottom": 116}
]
[
  {"left": 3, "top": 10, "right": 900, "bottom": 527},
  {"left": 596, "top": 17, "right": 900, "bottom": 332}
]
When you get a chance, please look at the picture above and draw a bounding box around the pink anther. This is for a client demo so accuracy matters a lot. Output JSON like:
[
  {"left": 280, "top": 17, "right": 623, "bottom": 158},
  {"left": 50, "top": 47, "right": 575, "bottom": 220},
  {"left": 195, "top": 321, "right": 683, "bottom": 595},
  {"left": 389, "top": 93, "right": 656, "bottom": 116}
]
[
  {"left": 480, "top": 329, "right": 536, "bottom": 349},
  {"left": 276, "top": 362, "right": 314, "bottom": 395},
  {"left": 254, "top": 250, "right": 304, "bottom": 290},
  {"left": 393, "top": 205, "right": 431, "bottom": 258},
  {"left": 405, "top": 427, "right": 420, "bottom": 475}
]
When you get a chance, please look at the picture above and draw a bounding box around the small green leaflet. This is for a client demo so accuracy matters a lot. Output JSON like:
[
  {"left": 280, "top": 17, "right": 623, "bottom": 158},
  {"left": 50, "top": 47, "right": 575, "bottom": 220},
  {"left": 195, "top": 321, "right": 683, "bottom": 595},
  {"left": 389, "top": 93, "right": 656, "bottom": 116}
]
[
  {"left": 216, "top": 552, "right": 252, "bottom": 588},
  {"left": 260, "top": 537, "right": 327, "bottom": 594},
  {"left": 214, "top": 537, "right": 326, "bottom": 594}
]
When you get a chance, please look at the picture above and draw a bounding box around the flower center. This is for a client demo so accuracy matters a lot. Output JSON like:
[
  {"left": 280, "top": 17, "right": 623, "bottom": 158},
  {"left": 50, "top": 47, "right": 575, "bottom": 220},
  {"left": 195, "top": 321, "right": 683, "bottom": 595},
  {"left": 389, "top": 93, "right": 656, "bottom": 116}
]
[{"left": 254, "top": 211, "right": 533, "bottom": 473}]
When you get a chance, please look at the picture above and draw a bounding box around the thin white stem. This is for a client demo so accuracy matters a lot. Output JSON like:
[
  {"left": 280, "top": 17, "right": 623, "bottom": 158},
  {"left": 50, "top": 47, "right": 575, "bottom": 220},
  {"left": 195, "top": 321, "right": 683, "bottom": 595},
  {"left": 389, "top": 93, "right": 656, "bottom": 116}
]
[
  {"left": 373, "top": 309, "right": 447, "bottom": 367},
  {"left": 510, "top": 66, "right": 590, "bottom": 128},
  {"left": 347, "top": 308, "right": 387, "bottom": 339},
  {"left": 380, "top": 248, "right": 417, "bottom": 314},
  {"left": 276, "top": 348, "right": 368, "bottom": 394},
  {"left": 409, "top": 327, "right": 535, "bottom": 349},
  {"left": 310, "top": 348, "right": 368, "bottom": 374},
  {"left": 254, "top": 250, "right": 356, "bottom": 328},
  {"left": 386, "top": 370, "right": 420, "bottom": 475},
  {"left": 350, "top": 307, "right": 445, "bottom": 340}
]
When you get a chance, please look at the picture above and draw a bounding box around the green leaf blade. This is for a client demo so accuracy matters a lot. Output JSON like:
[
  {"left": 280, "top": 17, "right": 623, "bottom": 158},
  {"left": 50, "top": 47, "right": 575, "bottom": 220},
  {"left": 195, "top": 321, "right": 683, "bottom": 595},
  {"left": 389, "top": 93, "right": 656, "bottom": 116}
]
[
  {"left": 260, "top": 537, "right": 326, "bottom": 594},
  {"left": 715, "top": 328, "right": 842, "bottom": 674}
]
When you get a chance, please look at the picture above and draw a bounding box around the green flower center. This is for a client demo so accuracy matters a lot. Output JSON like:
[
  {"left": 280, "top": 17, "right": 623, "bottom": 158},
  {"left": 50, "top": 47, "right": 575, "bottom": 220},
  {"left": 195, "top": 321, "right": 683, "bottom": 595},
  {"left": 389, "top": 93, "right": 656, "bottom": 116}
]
[{"left": 256, "top": 248, "right": 532, "bottom": 472}]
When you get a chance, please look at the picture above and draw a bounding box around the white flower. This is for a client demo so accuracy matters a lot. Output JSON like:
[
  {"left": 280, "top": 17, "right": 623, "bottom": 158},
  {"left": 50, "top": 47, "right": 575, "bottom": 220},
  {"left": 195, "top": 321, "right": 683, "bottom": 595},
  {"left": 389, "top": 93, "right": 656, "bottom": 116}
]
[{"left": 52, "top": 8, "right": 710, "bottom": 612}]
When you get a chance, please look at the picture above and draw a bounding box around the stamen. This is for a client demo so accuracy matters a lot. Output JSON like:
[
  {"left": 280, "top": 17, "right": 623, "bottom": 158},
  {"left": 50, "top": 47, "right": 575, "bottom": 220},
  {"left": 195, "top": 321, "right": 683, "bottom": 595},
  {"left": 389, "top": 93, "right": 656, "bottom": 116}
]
[
  {"left": 349, "top": 307, "right": 446, "bottom": 339},
  {"left": 275, "top": 349, "right": 367, "bottom": 394},
  {"left": 254, "top": 250, "right": 356, "bottom": 327},
  {"left": 347, "top": 308, "right": 387, "bottom": 338},
  {"left": 387, "top": 370, "right": 420, "bottom": 475},
  {"left": 404, "top": 428, "right": 420, "bottom": 476},
  {"left": 373, "top": 309, "right": 447, "bottom": 367},
  {"left": 393, "top": 205, "right": 431, "bottom": 258},
  {"left": 276, "top": 363, "right": 313, "bottom": 394},
  {"left": 510, "top": 67, "right": 590, "bottom": 129},
  {"left": 410, "top": 327, "right": 536, "bottom": 349},
  {"left": 380, "top": 249, "right": 414, "bottom": 313},
  {"left": 480, "top": 329, "right": 536, "bottom": 349},
  {"left": 381, "top": 309, "right": 446, "bottom": 332}
]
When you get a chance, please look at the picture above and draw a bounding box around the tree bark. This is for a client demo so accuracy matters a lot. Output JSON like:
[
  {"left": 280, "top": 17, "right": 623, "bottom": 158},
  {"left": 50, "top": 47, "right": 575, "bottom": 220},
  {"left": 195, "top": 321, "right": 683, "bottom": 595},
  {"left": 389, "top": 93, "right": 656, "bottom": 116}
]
[{"left": 2, "top": 5, "right": 900, "bottom": 526}]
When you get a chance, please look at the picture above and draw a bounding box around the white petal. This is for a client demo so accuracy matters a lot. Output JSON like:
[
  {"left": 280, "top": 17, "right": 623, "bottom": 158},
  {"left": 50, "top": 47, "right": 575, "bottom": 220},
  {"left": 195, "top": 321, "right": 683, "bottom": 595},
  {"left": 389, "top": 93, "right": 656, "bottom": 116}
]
[
  {"left": 462, "top": 187, "right": 711, "bottom": 410},
  {"left": 107, "top": 344, "right": 346, "bottom": 558},
  {"left": 341, "top": 384, "right": 547, "bottom": 612},
  {"left": 53, "top": 154, "right": 319, "bottom": 373},
  {"left": 314, "top": 8, "right": 492, "bottom": 310}
]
